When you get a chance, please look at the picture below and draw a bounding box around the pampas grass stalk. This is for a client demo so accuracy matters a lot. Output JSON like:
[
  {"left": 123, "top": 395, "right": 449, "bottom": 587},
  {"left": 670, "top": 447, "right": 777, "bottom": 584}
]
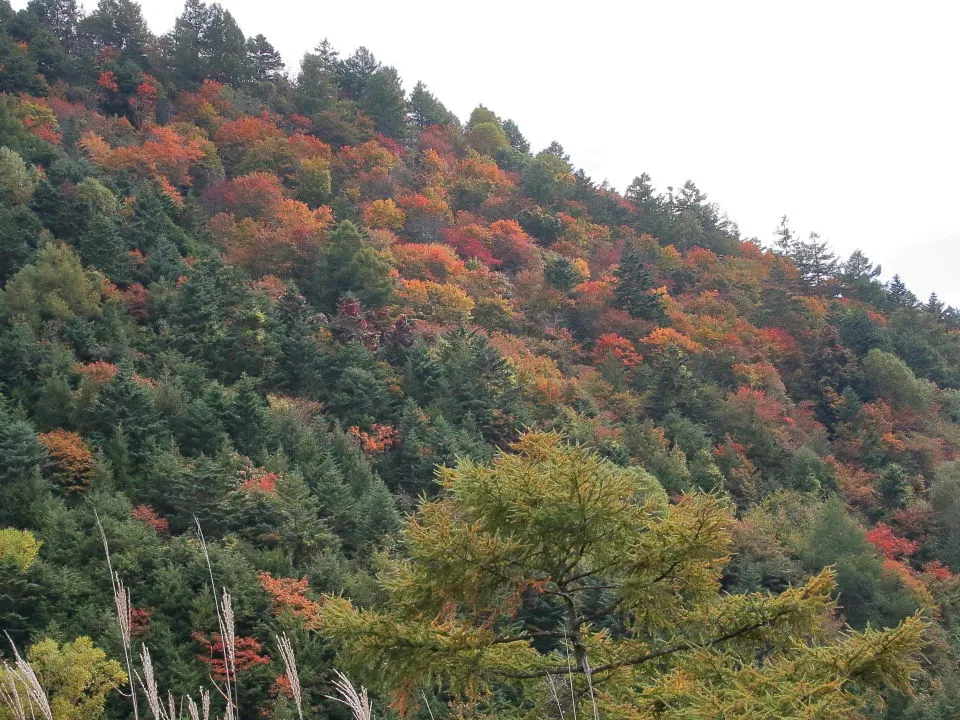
[
  {"left": 139, "top": 644, "right": 165, "bottom": 720},
  {"left": 195, "top": 520, "right": 237, "bottom": 719},
  {"left": 275, "top": 634, "right": 303, "bottom": 720},
  {"left": 0, "top": 642, "right": 53, "bottom": 720},
  {"left": 419, "top": 689, "right": 437, "bottom": 720},
  {"left": 185, "top": 688, "right": 211, "bottom": 720},
  {"left": 544, "top": 674, "right": 566, "bottom": 720},
  {"left": 562, "top": 631, "right": 577, "bottom": 720},
  {"left": 220, "top": 589, "right": 236, "bottom": 691},
  {"left": 326, "top": 670, "right": 372, "bottom": 720},
  {"left": 195, "top": 518, "right": 237, "bottom": 720},
  {"left": 0, "top": 665, "right": 28, "bottom": 720},
  {"left": 582, "top": 656, "right": 599, "bottom": 720},
  {"left": 186, "top": 695, "right": 200, "bottom": 720},
  {"left": 96, "top": 511, "right": 140, "bottom": 720}
]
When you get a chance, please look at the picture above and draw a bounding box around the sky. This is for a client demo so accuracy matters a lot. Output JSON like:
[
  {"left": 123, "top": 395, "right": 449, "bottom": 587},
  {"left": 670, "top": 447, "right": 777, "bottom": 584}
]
[{"left": 17, "top": 0, "right": 960, "bottom": 303}]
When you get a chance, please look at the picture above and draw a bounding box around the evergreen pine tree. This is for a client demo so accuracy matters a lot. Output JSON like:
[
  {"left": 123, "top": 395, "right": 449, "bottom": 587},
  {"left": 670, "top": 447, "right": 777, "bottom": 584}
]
[
  {"left": 359, "top": 66, "right": 407, "bottom": 140},
  {"left": 270, "top": 285, "right": 326, "bottom": 398},
  {"left": 887, "top": 274, "right": 917, "bottom": 307},
  {"left": 27, "top": 0, "right": 81, "bottom": 49},
  {"left": 203, "top": 5, "right": 250, "bottom": 85},
  {"left": 170, "top": 0, "right": 209, "bottom": 88},
  {"left": 431, "top": 328, "right": 523, "bottom": 445},
  {"left": 246, "top": 33, "right": 284, "bottom": 82},
  {"left": 76, "top": 214, "right": 132, "bottom": 283},
  {"left": 407, "top": 81, "right": 456, "bottom": 129},
  {"left": 91, "top": 370, "right": 165, "bottom": 468}
]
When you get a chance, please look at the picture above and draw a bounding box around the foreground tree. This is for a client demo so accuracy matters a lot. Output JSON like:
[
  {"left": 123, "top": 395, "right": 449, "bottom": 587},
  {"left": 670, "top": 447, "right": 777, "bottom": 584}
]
[{"left": 319, "top": 433, "right": 924, "bottom": 719}]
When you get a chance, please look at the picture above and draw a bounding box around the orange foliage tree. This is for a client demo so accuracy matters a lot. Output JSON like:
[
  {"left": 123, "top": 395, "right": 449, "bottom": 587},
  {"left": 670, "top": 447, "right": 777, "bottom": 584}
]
[
  {"left": 80, "top": 126, "right": 208, "bottom": 204},
  {"left": 38, "top": 430, "right": 96, "bottom": 493},
  {"left": 391, "top": 243, "right": 466, "bottom": 282},
  {"left": 205, "top": 173, "right": 334, "bottom": 275},
  {"left": 396, "top": 279, "right": 474, "bottom": 324},
  {"left": 363, "top": 198, "right": 406, "bottom": 231},
  {"left": 259, "top": 572, "right": 321, "bottom": 627},
  {"left": 592, "top": 333, "right": 643, "bottom": 367}
]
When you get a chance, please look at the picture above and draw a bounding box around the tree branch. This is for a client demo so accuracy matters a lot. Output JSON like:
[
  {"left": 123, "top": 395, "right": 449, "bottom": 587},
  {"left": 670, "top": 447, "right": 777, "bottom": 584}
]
[{"left": 490, "top": 615, "right": 784, "bottom": 680}]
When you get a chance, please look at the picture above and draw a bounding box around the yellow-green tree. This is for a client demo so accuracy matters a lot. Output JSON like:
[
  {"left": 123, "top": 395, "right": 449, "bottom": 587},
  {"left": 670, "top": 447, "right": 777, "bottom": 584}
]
[
  {"left": 319, "top": 433, "right": 924, "bottom": 719},
  {"left": 0, "top": 528, "right": 40, "bottom": 571},
  {"left": 1, "top": 637, "right": 125, "bottom": 720}
]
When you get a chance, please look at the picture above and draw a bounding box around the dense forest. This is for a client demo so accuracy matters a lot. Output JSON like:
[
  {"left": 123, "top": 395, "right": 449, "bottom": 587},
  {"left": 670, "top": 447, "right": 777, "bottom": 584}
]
[{"left": 0, "top": 1, "right": 959, "bottom": 718}]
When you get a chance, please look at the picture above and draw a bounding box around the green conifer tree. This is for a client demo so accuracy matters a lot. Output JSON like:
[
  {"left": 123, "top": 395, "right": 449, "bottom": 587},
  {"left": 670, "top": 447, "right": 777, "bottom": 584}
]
[
  {"left": 613, "top": 239, "right": 665, "bottom": 322},
  {"left": 310, "top": 220, "right": 394, "bottom": 312}
]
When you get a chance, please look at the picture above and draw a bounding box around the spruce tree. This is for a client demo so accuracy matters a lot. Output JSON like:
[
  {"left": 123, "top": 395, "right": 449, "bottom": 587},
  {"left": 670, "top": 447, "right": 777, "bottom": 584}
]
[
  {"left": 223, "top": 373, "right": 268, "bottom": 459},
  {"left": 76, "top": 214, "right": 132, "bottom": 283},
  {"left": 90, "top": 369, "right": 165, "bottom": 468},
  {"left": 887, "top": 274, "right": 917, "bottom": 307},
  {"left": 310, "top": 220, "right": 394, "bottom": 312},
  {"left": 431, "top": 328, "right": 523, "bottom": 445},
  {"left": 408, "top": 81, "right": 456, "bottom": 129},
  {"left": 613, "top": 239, "right": 665, "bottom": 321},
  {"left": 0, "top": 396, "right": 46, "bottom": 485}
]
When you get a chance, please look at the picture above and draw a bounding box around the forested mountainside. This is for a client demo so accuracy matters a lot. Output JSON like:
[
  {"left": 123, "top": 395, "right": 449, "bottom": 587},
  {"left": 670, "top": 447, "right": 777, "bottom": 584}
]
[{"left": 1, "top": 1, "right": 959, "bottom": 719}]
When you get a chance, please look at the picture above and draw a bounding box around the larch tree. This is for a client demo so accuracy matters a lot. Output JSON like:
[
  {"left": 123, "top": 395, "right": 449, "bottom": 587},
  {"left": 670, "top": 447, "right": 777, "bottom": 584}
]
[{"left": 318, "top": 433, "right": 925, "bottom": 720}]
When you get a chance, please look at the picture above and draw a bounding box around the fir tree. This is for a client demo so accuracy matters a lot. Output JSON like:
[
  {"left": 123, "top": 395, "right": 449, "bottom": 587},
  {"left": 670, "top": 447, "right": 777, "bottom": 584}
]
[
  {"left": 408, "top": 81, "right": 457, "bottom": 129},
  {"left": 246, "top": 33, "right": 284, "bottom": 82},
  {"left": 76, "top": 214, "right": 132, "bottom": 283}
]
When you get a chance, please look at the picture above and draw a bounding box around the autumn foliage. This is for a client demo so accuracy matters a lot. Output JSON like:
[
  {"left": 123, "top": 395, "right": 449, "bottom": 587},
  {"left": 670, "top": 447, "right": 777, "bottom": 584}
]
[
  {"left": 37, "top": 430, "right": 95, "bottom": 493},
  {"left": 0, "top": 10, "right": 955, "bottom": 720},
  {"left": 194, "top": 633, "right": 270, "bottom": 680}
]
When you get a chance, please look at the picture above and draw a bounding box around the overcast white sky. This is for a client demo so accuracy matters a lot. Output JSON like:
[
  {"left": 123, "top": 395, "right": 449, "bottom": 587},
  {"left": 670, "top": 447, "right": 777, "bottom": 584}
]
[{"left": 19, "top": 0, "right": 960, "bottom": 303}]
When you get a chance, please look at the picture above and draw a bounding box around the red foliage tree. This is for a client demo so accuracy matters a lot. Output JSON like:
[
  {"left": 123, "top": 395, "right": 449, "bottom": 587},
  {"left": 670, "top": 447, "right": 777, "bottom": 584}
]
[
  {"left": 131, "top": 505, "right": 170, "bottom": 535},
  {"left": 194, "top": 633, "right": 270, "bottom": 681},
  {"left": 866, "top": 523, "right": 920, "bottom": 561},
  {"left": 488, "top": 220, "right": 538, "bottom": 273},
  {"left": 97, "top": 71, "right": 119, "bottom": 93},
  {"left": 130, "top": 607, "right": 152, "bottom": 636},
  {"left": 441, "top": 224, "right": 498, "bottom": 266}
]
